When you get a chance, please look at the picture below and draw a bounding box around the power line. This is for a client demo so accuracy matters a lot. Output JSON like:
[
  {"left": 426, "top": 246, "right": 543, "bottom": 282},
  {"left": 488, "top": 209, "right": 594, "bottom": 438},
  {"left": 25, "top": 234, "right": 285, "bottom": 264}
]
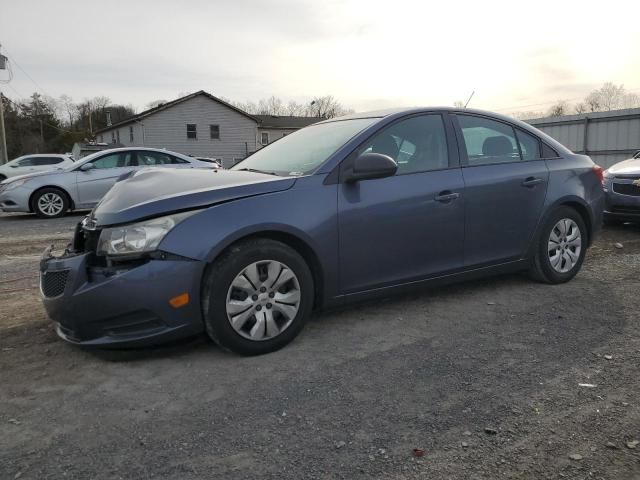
[{"left": 1, "top": 45, "right": 51, "bottom": 97}]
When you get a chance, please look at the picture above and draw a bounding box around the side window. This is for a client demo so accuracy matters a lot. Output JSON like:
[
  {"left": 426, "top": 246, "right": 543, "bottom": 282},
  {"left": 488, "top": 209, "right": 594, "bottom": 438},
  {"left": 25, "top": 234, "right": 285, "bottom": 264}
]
[
  {"left": 210, "top": 124, "right": 220, "bottom": 139},
  {"left": 90, "top": 152, "right": 134, "bottom": 169},
  {"left": 33, "top": 157, "right": 64, "bottom": 166},
  {"left": 457, "top": 115, "right": 520, "bottom": 166},
  {"left": 187, "top": 124, "right": 197, "bottom": 139},
  {"left": 137, "top": 151, "right": 187, "bottom": 165},
  {"left": 515, "top": 130, "right": 541, "bottom": 160},
  {"left": 541, "top": 143, "right": 559, "bottom": 159},
  {"left": 261, "top": 132, "right": 269, "bottom": 145},
  {"left": 17, "top": 158, "right": 36, "bottom": 167},
  {"left": 358, "top": 114, "right": 449, "bottom": 174}
]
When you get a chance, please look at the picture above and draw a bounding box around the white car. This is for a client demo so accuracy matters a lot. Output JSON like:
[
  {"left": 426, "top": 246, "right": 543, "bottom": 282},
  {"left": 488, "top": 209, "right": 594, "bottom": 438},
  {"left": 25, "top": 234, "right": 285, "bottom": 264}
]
[
  {"left": 0, "top": 147, "right": 214, "bottom": 218},
  {"left": 0, "top": 154, "right": 75, "bottom": 181}
]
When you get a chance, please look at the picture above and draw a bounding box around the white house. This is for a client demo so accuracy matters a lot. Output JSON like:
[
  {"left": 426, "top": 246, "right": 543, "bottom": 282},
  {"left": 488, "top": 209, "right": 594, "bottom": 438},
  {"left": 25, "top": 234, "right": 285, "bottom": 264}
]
[{"left": 95, "top": 91, "right": 319, "bottom": 168}]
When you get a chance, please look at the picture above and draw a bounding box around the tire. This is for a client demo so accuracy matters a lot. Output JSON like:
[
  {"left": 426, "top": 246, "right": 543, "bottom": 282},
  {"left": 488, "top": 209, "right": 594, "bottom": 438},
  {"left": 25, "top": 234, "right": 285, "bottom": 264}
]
[
  {"left": 202, "top": 238, "right": 314, "bottom": 355},
  {"left": 32, "top": 188, "right": 69, "bottom": 218},
  {"left": 529, "top": 206, "right": 587, "bottom": 284},
  {"left": 0, "top": 174, "right": 6, "bottom": 182}
]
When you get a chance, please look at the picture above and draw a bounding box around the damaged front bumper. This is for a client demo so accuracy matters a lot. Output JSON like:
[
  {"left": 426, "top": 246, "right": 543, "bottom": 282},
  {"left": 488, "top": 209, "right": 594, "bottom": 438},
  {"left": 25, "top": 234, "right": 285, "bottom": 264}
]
[{"left": 39, "top": 242, "right": 206, "bottom": 348}]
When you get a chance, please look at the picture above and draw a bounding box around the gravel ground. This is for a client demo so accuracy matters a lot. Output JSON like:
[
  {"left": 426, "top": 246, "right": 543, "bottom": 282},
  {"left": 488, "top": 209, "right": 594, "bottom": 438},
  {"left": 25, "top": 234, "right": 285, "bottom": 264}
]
[{"left": 1, "top": 212, "right": 639, "bottom": 479}]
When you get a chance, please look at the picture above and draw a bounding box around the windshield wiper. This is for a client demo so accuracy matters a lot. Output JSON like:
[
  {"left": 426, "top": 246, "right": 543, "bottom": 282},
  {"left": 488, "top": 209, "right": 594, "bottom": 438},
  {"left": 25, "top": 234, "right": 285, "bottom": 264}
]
[{"left": 236, "top": 168, "right": 280, "bottom": 176}]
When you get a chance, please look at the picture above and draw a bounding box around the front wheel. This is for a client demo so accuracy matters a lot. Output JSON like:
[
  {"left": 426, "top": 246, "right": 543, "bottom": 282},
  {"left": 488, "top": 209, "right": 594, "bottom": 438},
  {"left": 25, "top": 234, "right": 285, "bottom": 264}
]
[
  {"left": 529, "top": 206, "right": 587, "bottom": 284},
  {"left": 32, "top": 188, "right": 69, "bottom": 218},
  {"left": 202, "top": 238, "right": 314, "bottom": 355}
]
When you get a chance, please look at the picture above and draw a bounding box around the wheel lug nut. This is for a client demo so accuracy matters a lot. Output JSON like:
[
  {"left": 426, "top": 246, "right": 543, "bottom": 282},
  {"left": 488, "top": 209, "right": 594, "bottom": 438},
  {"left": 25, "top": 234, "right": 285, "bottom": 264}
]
[
  {"left": 252, "top": 294, "right": 258, "bottom": 301},
  {"left": 266, "top": 303, "right": 272, "bottom": 309},
  {"left": 268, "top": 292, "right": 275, "bottom": 298},
  {"left": 256, "top": 305, "right": 262, "bottom": 311},
  {"left": 260, "top": 286, "right": 267, "bottom": 293}
]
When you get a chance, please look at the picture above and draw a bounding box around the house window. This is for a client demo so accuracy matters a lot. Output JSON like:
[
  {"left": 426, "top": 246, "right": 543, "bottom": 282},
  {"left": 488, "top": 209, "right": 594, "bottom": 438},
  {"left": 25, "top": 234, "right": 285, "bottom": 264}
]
[
  {"left": 116, "top": 130, "right": 120, "bottom": 144},
  {"left": 100, "top": 135, "right": 104, "bottom": 142},
  {"left": 187, "top": 124, "right": 197, "bottom": 139},
  {"left": 129, "top": 126, "right": 134, "bottom": 142},
  {"left": 210, "top": 124, "right": 220, "bottom": 139},
  {"left": 261, "top": 132, "right": 269, "bottom": 145},
  {"left": 111, "top": 131, "right": 116, "bottom": 143}
]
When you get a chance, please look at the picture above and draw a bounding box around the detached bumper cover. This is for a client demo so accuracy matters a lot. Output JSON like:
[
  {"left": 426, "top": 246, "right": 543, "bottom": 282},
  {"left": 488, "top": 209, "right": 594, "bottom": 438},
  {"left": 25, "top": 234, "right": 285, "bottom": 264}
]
[{"left": 40, "top": 247, "right": 206, "bottom": 347}]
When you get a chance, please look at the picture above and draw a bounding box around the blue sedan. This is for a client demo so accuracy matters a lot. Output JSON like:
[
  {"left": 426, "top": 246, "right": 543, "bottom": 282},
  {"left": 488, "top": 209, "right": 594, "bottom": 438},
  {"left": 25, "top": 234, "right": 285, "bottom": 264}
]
[{"left": 40, "top": 108, "right": 605, "bottom": 355}]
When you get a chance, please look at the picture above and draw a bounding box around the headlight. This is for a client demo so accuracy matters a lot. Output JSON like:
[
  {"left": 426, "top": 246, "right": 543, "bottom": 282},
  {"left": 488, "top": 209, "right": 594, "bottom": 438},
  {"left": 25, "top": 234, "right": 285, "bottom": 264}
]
[
  {"left": 2, "top": 178, "right": 31, "bottom": 191},
  {"left": 97, "top": 211, "right": 198, "bottom": 256}
]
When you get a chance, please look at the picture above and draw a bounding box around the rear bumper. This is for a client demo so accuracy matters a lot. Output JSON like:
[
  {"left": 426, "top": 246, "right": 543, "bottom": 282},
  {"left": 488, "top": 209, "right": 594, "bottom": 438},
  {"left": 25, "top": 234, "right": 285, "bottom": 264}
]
[{"left": 40, "top": 247, "right": 206, "bottom": 348}]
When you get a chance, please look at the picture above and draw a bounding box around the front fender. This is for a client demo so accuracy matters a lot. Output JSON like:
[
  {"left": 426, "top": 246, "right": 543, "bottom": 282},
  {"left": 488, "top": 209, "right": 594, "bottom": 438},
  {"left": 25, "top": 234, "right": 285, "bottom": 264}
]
[{"left": 158, "top": 175, "right": 340, "bottom": 303}]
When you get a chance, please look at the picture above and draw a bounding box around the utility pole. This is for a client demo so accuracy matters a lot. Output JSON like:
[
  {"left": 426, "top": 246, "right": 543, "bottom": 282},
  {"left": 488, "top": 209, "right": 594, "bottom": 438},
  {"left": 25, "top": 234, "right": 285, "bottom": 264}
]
[
  {"left": 0, "top": 90, "right": 7, "bottom": 164},
  {"left": 0, "top": 44, "right": 9, "bottom": 164}
]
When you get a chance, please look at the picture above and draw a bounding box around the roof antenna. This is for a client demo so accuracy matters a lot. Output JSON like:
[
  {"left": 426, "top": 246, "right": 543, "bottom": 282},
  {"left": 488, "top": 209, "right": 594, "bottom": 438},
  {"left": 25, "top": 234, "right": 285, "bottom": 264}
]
[{"left": 464, "top": 90, "right": 475, "bottom": 108}]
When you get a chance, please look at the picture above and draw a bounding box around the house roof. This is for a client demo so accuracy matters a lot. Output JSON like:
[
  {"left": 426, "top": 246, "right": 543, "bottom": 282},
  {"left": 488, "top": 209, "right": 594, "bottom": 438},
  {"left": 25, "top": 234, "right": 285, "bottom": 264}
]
[
  {"left": 95, "top": 90, "right": 258, "bottom": 133},
  {"left": 254, "top": 115, "right": 321, "bottom": 129}
]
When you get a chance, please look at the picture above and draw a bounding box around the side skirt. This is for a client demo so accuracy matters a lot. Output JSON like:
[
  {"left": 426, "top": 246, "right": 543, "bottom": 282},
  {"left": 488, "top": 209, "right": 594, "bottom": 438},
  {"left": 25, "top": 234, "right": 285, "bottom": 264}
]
[{"left": 326, "top": 259, "right": 531, "bottom": 308}]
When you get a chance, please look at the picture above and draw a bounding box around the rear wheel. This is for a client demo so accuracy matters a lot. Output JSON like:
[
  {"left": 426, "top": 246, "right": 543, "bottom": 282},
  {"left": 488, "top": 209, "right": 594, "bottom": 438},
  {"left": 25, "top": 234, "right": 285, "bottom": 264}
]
[
  {"left": 529, "top": 206, "right": 587, "bottom": 284},
  {"left": 32, "top": 188, "right": 69, "bottom": 218},
  {"left": 202, "top": 238, "right": 314, "bottom": 355}
]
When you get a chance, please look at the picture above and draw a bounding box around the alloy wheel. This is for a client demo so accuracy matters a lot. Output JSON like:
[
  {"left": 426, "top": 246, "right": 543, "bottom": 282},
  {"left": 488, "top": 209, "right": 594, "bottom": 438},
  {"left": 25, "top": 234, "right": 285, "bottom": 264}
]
[
  {"left": 548, "top": 218, "right": 582, "bottom": 273},
  {"left": 225, "top": 260, "right": 301, "bottom": 341},
  {"left": 37, "top": 193, "right": 64, "bottom": 216}
]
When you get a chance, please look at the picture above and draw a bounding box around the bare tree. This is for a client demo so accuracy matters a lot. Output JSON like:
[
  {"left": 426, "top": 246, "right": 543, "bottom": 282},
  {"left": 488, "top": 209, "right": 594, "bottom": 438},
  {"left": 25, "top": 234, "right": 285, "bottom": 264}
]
[
  {"left": 307, "top": 96, "right": 352, "bottom": 119},
  {"left": 286, "top": 100, "right": 306, "bottom": 116},
  {"left": 548, "top": 100, "right": 568, "bottom": 117},
  {"left": 58, "top": 94, "right": 76, "bottom": 126},
  {"left": 622, "top": 92, "right": 640, "bottom": 108},
  {"left": 573, "top": 102, "right": 588, "bottom": 114}
]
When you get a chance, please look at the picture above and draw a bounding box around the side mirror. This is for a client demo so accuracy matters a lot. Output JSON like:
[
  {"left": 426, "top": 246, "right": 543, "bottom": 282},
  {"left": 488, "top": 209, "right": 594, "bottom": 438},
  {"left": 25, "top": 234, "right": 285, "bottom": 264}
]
[
  {"left": 345, "top": 152, "right": 397, "bottom": 182},
  {"left": 79, "top": 163, "right": 95, "bottom": 172}
]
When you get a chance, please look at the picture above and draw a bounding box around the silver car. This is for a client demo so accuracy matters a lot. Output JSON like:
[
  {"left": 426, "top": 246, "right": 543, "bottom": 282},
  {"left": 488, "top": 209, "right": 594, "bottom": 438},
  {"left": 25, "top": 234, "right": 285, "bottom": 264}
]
[
  {"left": 603, "top": 150, "right": 640, "bottom": 225},
  {"left": 0, "top": 147, "right": 213, "bottom": 218},
  {"left": 0, "top": 154, "right": 75, "bottom": 181}
]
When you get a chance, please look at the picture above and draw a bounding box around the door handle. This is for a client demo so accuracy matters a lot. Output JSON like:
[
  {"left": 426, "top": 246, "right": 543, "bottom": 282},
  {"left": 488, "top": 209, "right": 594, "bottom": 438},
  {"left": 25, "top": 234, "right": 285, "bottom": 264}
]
[
  {"left": 521, "top": 177, "right": 543, "bottom": 188},
  {"left": 434, "top": 191, "right": 460, "bottom": 202}
]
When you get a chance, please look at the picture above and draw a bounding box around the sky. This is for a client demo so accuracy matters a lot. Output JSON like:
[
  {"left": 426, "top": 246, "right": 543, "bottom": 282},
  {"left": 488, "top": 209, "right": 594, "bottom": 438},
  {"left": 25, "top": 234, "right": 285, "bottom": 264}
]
[{"left": 1, "top": 0, "right": 640, "bottom": 115}]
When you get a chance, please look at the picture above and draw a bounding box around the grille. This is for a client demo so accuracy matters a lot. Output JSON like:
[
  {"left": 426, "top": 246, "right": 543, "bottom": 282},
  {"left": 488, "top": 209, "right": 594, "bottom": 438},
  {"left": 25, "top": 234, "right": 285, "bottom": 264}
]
[
  {"left": 41, "top": 270, "right": 69, "bottom": 298},
  {"left": 612, "top": 183, "right": 640, "bottom": 197}
]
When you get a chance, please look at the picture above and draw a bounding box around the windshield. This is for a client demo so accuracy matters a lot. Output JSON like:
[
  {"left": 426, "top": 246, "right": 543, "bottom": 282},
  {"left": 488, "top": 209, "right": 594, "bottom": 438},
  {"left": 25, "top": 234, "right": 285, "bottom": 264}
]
[{"left": 231, "top": 118, "right": 377, "bottom": 176}]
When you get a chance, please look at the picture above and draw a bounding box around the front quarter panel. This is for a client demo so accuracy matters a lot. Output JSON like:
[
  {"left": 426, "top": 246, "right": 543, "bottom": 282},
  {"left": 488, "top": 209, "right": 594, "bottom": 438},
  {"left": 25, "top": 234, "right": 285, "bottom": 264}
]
[{"left": 158, "top": 174, "right": 340, "bottom": 304}]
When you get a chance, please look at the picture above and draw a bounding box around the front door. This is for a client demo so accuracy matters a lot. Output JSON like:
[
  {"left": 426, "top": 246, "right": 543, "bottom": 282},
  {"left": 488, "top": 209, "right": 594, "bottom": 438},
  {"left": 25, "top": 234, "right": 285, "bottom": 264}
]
[
  {"left": 338, "top": 114, "right": 465, "bottom": 294},
  {"left": 75, "top": 151, "right": 137, "bottom": 206},
  {"left": 453, "top": 114, "right": 550, "bottom": 266}
]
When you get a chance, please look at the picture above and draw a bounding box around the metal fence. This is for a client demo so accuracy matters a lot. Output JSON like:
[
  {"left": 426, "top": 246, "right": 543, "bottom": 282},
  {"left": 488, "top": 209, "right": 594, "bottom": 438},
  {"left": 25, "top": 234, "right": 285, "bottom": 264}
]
[{"left": 526, "top": 108, "right": 640, "bottom": 168}]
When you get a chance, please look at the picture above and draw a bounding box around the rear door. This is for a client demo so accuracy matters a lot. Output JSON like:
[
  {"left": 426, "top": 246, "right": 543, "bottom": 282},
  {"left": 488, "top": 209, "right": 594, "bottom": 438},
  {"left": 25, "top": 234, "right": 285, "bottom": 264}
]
[
  {"left": 453, "top": 114, "right": 549, "bottom": 266},
  {"left": 75, "top": 151, "right": 137, "bottom": 206},
  {"left": 338, "top": 113, "right": 465, "bottom": 293}
]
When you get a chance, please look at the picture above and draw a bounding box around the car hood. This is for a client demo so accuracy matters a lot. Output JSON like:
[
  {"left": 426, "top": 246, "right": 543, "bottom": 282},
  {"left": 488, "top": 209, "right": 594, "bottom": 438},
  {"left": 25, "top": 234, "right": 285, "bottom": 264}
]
[
  {"left": 92, "top": 168, "right": 297, "bottom": 226},
  {"left": 0, "top": 169, "right": 65, "bottom": 183},
  {"left": 608, "top": 158, "right": 640, "bottom": 176}
]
